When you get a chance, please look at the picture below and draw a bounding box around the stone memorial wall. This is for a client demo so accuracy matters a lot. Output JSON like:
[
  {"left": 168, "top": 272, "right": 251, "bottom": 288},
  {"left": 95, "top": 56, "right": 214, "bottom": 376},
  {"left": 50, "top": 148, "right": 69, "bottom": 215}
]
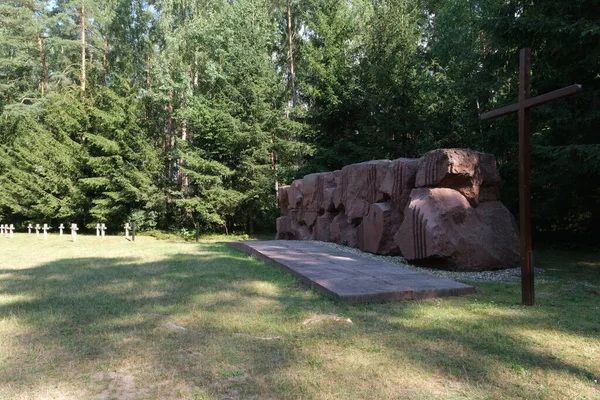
[{"left": 276, "top": 148, "right": 520, "bottom": 271}]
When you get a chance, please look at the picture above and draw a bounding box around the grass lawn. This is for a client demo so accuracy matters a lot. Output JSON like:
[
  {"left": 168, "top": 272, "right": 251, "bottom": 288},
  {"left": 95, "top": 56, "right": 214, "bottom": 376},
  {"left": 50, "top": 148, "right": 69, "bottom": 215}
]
[{"left": 1, "top": 234, "right": 598, "bottom": 399}]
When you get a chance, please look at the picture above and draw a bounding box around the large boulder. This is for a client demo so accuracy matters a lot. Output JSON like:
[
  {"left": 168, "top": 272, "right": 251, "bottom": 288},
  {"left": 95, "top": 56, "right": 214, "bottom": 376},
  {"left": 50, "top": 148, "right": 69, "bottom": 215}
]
[
  {"left": 287, "top": 179, "right": 303, "bottom": 210},
  {"left": 299, "top": 172, "right": 337, "bottom": 228},
  {"left": 275, "top": 148, "right": 518, "bottom": 271},
  {"left": 394, "top": 188, "right": 520, "bottom": 271},
  {"left": 276, "top": 216, "right": 311, "bottom": 240},
  {"left": 415, "top": 149, "right": 500, "bottom": 206},
  {"left": 379, "top": 157, "right": 420, "bottom": 210},
  {"left": 278, "top": 185, "right": 290, "bottom": 216},
  {"left": 312, "top": 212, "right": 336, "bottom": 242},
  {"left": 301, "top": 172, "right": 337, "bottom": 212},
  {"left": 357, "top": 202, "right": 402, "bottom": 255},
  {"left": 329, "top": 212, "right": 358, "bottom": 248},
  {"left": 338, "top": 160, "right": 391, "bottom": 223}
]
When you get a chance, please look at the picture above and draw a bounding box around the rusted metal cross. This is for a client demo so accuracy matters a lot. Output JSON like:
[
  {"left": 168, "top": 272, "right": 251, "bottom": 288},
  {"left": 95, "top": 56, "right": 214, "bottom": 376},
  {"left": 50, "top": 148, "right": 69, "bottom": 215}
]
[{"left": 480, "top": 48, "right": 582, "bottom": 306}]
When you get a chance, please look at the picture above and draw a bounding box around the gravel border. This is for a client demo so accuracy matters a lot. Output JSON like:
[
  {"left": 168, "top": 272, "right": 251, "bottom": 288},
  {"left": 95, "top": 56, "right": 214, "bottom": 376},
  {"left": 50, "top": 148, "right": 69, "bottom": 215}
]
[{"left": 317, "top": 241, "right": 544, "bottom": 282}]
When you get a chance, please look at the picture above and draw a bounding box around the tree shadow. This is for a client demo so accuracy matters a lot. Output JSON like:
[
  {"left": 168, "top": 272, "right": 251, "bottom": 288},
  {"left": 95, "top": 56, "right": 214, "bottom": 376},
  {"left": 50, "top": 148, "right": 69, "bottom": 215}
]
[
  {"left": 0, "top": 245, "right": 597, "bottom": 398},
  {"left": 0, "top": 250, "right": 314, "bottom": 397}
]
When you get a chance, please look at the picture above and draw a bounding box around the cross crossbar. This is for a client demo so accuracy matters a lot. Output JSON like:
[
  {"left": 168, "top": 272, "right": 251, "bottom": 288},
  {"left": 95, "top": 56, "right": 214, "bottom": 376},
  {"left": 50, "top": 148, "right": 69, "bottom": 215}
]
[{"left": 481, "top": 84, "right": 582, "bottom": 120}]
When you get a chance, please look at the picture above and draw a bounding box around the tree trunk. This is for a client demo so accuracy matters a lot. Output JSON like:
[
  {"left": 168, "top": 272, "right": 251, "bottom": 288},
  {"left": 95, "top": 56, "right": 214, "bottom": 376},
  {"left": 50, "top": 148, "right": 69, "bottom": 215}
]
[
  {"left": 102, "top": 36, "right": 108, "bottom": 85},
  {"left": 287, "top": 1, "right": 296, "bottom": 108},
  {"left": 287, "top": 1, "right": 302, "bottom": 166},
  {"left": 80, "top": 0, "right": 86, "bottom": 99},
  {"left": 166, "top": 92, "right": 174, "bottom": 185},
  {"left": 178, "top": 109, "right": 189, "bottom": 194},
  {"left": 271, "top": 136, "right": 278, "bottom": 206},
  {"left": 146, "top": 54, "right": 151, "bottom": 88},
  {"left": 193, "top": 56, "right": 199, "bottom": 91},
  {"left": 287, "top": 1, "right": 296, "bottom": 107},
  {"left": 37, "top": 34, "right": 48, "bottom": 96}
]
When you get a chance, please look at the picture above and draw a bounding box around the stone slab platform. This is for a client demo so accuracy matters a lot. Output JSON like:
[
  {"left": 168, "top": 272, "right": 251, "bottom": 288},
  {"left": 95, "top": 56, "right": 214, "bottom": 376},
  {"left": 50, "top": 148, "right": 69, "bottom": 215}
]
[{"left": 227, "top": 240, "right": 474, "bottom": 304}]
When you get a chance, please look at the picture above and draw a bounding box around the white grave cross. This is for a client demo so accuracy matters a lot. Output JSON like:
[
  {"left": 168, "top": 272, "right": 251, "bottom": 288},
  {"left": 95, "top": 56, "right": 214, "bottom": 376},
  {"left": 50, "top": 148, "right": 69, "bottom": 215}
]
[
  {"left": 124, "top": 223, "right": 130, "bottom": 239},
  {"left": 96, "top": 223, "right": 100, "bottom": 237},
  {"left": 100, "top": 223, "right": 106, "bottom": 239},
  {"left": 28, "top": 223, "right": 32, "bottom": 234},
  {"left": 43, "top": 224, "right": 50, "bottom": 240},
  {"left": 0, "top": 224, "right": 4, "bottom": 235},
  {"left": 59, "top": 223, "right": 64, "bottom": 236},
  {"left": 35, "top": 224, "right": 40, "bottom": 237},
  {"left": 71, "top": 223, "right": 79, "bottom": 243},
  {"left": 9, "top": 224, "right": 14, "bottom": 238}
]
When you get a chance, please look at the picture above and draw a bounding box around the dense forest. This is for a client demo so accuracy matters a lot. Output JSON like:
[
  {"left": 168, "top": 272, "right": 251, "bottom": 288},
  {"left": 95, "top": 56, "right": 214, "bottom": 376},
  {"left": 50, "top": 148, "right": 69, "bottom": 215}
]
[{"left": 0, "top": 0, "right": 598, "bottom": 239}]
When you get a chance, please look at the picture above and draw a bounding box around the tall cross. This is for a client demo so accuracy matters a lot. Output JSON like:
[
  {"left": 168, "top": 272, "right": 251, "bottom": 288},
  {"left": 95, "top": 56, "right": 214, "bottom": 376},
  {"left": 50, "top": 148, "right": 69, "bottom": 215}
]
[{"left": 480, "top": 48, "right": 582, "bottom": 306}]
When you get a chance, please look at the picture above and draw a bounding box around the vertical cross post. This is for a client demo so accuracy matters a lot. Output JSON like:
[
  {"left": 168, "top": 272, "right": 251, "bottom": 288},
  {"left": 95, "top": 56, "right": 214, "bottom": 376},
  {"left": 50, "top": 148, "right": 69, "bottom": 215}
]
[
  {"left": 9, "top": 224, "right": 14, "bottom": 238},
  {"left": 28, "top": 224, "right": 32, "bottom": 234},
  {"left": 519, "top": 48, "right": 534, "bottom": 306},
  {"left": 481, "top": 48, "right": 581, "bottom": 306}
]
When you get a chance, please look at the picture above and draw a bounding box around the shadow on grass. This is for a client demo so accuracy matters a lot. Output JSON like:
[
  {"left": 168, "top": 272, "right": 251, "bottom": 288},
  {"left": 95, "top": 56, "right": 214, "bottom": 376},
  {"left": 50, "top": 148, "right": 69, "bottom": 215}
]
[
  {"left": 0, "top": 247, "right": 311, "bottom": 395},
  {"left": 0, "top": 244, "right": 598, "bottom": 398}
]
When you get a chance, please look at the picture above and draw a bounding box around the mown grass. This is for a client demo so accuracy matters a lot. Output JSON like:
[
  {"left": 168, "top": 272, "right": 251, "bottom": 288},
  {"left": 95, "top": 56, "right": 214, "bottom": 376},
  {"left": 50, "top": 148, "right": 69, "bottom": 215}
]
[{"left": 0, "top": 234, "right": 598, "bottom": 399}]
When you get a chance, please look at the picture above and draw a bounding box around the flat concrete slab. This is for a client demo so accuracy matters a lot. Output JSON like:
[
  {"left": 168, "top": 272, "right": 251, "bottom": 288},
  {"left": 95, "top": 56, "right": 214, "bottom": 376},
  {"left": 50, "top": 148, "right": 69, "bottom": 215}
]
[{"left": 228, "top": 240, "right": 474, "bottom": 304}]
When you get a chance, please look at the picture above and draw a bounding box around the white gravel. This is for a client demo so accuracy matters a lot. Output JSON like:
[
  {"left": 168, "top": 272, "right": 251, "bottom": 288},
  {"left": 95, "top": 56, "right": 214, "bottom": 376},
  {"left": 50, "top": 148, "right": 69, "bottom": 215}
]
[{"left": 317, "top": 241, "right": 544, "bottom": 282}]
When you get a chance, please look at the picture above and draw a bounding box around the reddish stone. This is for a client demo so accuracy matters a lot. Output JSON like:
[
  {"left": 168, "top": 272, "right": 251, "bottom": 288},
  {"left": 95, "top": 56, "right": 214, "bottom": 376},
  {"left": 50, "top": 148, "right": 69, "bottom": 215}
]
[
  {"left": 276, "top": 216, "right": 312, "bottom": 240},
  {"left": 302, "top": 172, "right": 337, "bottom": 212},
  {"left": 415, "top": 149, "right": 501, "bottom": 206},
  {"left": 276, "top": 216, "right": 294, "bottom": 240},
  {"left": 379, "top": 158, "right": 419, "bottom": 209},
  {"left": 287, "top": 179, "right": 303, "bottom": 209},
  {"left": 394, "top": 188, "right": 519, "bottom": 271},
  {"left": 357, "top": 202, "right": 402, "bottom": 255},
  {"left": 329, "top": 213, "right": 358, "bottom": 248},
  {"left": 340, "top": 160, "right": 391, "bottom": 222},
  {"left": 331, "top": 177, "right": 343, "bottom": 210},
  {"left": 278, "top": 186, "right": 290, "bottom": 216},
  {"left": 312, "top": 212, "right": 336, "bottom": 242},
  {"left": 276, "top": 148, "right": 519, "bottom": 271}
]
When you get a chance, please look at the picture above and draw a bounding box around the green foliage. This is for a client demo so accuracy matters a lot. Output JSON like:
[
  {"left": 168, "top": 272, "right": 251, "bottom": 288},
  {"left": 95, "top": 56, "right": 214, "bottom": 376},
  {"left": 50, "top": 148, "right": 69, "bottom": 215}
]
[
  {"left": 0, "top": 0, "right": 597, "bottom": 237},
  {"left": 0, "top": 97, "right": 85, "bottom": 222},
  {"left": 128, "top": 209, "right": 159, "bottom": 231}
]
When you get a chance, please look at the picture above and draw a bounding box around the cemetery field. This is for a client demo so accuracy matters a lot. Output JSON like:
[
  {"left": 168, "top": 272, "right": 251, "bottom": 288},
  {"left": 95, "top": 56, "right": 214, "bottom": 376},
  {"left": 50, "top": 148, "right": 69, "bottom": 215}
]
[{"left": 0, "top": 234, "right": 599, "bottom": 400}]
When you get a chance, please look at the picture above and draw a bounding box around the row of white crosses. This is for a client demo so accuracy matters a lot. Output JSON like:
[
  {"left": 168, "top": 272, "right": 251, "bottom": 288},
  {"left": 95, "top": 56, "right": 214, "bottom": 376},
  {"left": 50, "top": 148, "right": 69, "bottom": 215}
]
[
  {"left": 26, "top": 223, "right": 54, "bottom": 240},
  {"left": 5, "top": 222, "right": 131, "bottom": 242},
  {"left": 95, "top": 223, "right": 107, "bottom": 238},
  {"left": 0, "top": 224, "right": 15, "bottom": 238},
  {"left": 23, "top": 223, "right": 95, "bottom": 242}
]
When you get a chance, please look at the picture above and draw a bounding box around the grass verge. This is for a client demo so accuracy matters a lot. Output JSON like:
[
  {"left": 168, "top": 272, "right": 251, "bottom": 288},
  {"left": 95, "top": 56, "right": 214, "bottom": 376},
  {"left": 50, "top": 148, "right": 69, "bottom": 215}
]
[{"left": 0, "top": 234, "right": 598, "bottom": 399}]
